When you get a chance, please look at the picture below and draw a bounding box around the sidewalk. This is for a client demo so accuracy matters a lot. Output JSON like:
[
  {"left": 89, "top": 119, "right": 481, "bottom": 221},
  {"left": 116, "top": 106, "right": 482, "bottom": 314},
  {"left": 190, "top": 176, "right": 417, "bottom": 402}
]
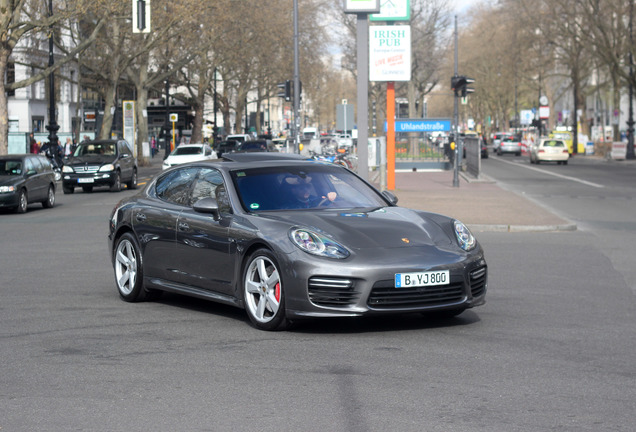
[
  {"left": 391, "top": 170, "right": 576, "bottom": 232},
  {"left": 139, "top": 153, "right": 576, "bottom": 232}
]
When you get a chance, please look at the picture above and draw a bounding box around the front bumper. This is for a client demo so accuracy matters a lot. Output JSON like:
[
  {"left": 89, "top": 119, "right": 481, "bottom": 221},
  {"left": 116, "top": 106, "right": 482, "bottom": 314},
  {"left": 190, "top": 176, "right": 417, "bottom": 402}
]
[
  {"left": 282, "top": 246, "right": 487, "bottom": 319},
  {"left": 0, "top": 191, "right": 19, "bottom": 207},
  {"left": 63, "top": 171, "right": 116, "bottom": 188}
]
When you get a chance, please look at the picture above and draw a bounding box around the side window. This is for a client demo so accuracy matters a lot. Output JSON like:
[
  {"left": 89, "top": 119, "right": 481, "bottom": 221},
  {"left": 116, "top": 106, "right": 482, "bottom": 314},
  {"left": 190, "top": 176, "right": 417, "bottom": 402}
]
[
  {"left": 156, "top": 167, "right": 199, "bottom": 206},
  {"left": 39, "top": 156, "right": 53, "bottom": 171},
  {"left": 190, "top": 168, "right": 225, "bottom": 209},
  {"left": 24, "top": 157, "right": 35, "bottom": 173},
  {"left": 119, "top": 141, "right": 132, "bottom": 156}
]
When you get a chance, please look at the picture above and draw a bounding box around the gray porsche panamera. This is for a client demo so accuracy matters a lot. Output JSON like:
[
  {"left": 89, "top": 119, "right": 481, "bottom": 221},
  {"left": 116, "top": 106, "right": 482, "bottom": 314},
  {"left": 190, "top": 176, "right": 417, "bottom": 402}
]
[{"left": 108, "top": 153, "right": 487, "bottom": 330}]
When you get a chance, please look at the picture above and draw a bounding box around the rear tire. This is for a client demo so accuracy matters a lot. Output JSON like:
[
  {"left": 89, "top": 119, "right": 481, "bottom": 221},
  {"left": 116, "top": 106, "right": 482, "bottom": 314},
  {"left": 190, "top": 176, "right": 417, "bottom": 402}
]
[
  {"left": 126, "top": 168, "right": 138, "bottom": 190},
  {"left": 110, "top": 171, "right": 121, "bottom": 192},
  {"left": 42, "top": 185, "right": 55, "bottom": 208}
]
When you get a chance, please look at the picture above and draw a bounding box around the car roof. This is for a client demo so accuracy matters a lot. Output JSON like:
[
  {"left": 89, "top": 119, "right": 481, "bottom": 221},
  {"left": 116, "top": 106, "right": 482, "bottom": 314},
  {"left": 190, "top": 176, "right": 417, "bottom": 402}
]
[{"left": 221, "top": 152, "right": 309, "bottom": 163}]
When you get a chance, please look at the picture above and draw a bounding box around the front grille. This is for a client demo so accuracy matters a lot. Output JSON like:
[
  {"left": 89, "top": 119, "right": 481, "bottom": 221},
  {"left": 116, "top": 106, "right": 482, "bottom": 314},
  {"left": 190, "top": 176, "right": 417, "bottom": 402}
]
[
  {"left": 308, "top": 277, "right": 358, "bottom": 307},
  {"left": 74, "top": 165, "right": 99, "bottom": 173},
  {"left": 368, "top": 279, "right": 464, "bottom": 309},
  {"left": 470, "top": 266, "right": 487, "bottom": 298}
]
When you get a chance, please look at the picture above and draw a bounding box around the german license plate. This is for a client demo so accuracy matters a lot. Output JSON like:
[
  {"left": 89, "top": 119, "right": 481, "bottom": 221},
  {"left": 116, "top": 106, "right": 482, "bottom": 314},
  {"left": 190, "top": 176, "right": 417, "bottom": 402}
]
[
  {"left": 78, "top": 178, "right": 94, "bottom": 183},
  {"left": 395, "top": 270, "right": 449, "bottom": 288}
]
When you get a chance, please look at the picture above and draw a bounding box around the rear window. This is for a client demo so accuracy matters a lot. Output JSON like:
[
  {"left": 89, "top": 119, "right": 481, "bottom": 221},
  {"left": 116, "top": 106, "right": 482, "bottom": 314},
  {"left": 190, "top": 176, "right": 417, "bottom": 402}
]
[{"left": 173, "top": 146, "right": 203, "bottom": 155}]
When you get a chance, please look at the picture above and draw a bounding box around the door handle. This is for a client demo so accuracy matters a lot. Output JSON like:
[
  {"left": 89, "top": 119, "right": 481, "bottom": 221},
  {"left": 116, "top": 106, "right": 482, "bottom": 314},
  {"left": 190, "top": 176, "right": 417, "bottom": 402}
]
[
  {"left": 135, "top": 213, "right": 146, "bottom": 222},
  {"left": 178, "top": 222, "right": 189, "bottom": 231}
]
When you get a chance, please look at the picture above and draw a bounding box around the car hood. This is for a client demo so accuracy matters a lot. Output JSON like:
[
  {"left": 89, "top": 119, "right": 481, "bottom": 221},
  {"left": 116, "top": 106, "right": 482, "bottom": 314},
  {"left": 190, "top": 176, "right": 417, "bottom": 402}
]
[
  {"left": 255, "top": 207, "right": 455, "bottom": 250},
  {"left": 0, "top": 175, "right": 23, "bottom": 186},
  {"left": 66, "top": 155, "right": 116, "bottom": 166}
]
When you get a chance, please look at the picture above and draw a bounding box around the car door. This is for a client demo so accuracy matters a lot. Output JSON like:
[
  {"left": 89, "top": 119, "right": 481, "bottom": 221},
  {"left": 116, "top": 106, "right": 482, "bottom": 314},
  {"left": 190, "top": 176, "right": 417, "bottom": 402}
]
[
  {"left": 133, "top": 167, "right": 199, "bottom": 281},
  {"left": 25, "top": 157, "right": 46, "bottom": 201},
  {"left": 118, "top": 141, "right": 133, "bottom": 182},
  {"left": 175, "top": 167, "right": 234, "bottom": 294}
]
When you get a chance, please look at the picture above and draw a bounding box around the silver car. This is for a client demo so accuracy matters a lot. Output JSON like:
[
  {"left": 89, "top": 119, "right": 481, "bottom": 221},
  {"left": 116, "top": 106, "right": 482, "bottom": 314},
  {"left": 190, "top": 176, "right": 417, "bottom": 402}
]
[{"left": 109, "top": 153, "right": 487, "bottom": 330}]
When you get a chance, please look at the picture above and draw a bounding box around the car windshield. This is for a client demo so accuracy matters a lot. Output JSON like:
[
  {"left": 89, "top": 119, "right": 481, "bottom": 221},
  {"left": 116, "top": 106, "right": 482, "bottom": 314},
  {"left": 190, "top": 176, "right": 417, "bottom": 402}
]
[
  {"left": 239, "top": 141, "right": 268, "bottom": 151},
  {"left": 231, "top": 164, "right": 387, "bottom": 211},
  {"left": 0, "top": 160, "right": 22, "bottom": 175},
  {"left": 75, "top": 143, "right": 115, "bottom": 156},
  {"left": 173, "top": 146, "right": 203, "bottom": 155}
]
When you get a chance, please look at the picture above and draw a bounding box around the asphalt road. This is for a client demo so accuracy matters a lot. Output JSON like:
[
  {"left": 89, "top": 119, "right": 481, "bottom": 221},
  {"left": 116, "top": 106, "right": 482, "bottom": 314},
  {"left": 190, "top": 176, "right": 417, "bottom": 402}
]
[
  {"left": 483, "top": 154, "right": 636, "bottom": 294},
  {"left": 0, "top": 164, "right": 634, "bottom": 431}
]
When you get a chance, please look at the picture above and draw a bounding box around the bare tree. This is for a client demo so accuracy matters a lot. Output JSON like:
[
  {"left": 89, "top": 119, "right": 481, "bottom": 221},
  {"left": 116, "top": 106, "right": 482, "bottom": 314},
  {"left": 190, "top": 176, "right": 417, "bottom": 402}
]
[{"left": 0, "top": 0, "right": 105, "bottom": 155}]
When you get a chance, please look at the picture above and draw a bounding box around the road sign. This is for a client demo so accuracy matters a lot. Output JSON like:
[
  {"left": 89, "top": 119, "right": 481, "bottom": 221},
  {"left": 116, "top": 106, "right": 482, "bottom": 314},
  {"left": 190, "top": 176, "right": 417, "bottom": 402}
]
[
  {"left": 169, "top": 113, "right": 178, "bottom": 122},
  {"left": 385, "top": 118, "right": 451, "bottom": 133}
]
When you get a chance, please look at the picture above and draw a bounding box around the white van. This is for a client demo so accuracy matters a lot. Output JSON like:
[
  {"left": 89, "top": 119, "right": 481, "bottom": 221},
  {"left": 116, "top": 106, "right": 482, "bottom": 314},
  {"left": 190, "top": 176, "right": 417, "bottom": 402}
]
[
  {"left": 226, "top": 134, "right": 251, "bottom": 143},
  {"left": 302, "top": 127, "right": 319, "bottom": 139}
]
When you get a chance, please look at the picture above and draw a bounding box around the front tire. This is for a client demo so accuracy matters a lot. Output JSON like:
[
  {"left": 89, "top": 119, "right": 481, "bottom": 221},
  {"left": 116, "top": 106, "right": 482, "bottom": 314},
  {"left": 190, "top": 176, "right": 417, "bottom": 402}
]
[
  {"left": 16, "top": 189, "right": 27, "bottom": 213},
  {"left": 114, "top": 232, "right": 148, "bottom": 302},
  {"left": 63, "top": 185, "right": 74, "bottom": 194},
  {"left": 243, "top": 249, "right": 288, "bottom": 331}
]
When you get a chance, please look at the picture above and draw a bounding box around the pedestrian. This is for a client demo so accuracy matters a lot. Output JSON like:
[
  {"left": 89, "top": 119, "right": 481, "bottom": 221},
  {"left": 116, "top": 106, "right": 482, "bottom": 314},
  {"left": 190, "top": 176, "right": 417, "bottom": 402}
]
[
  {"left": 64, "top": 137, "right": 73, "bottom": 157},
  {"left": 29, "top": 133, "right": 39, "bottom": 154}
]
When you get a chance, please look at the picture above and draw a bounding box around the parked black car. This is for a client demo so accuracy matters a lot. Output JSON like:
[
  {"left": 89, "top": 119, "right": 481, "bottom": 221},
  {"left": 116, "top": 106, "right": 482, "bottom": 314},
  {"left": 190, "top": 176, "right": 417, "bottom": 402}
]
[
  {"left": 236, "top": 139, "right": 278, "bottom": 153},
  {"left": 213, "top": 139, "right": 240, "bottom": 157},
  {"left": 62, "top": 139, "right": 137, "bottom": 194},
  {"left": 0, "top": 154, "right": 56, "bottom": 213}
]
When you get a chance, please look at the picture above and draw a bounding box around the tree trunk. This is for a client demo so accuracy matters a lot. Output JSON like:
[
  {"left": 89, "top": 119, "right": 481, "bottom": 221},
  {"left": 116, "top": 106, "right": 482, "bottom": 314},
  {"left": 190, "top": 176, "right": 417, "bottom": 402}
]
[
  {"left": 191, "top": 102, "right": 203, "bottom": 143},
  {"left": 100, "top": 81, "right": 117, "bottom": 139},
  {"left": 135, "top": 87, "right": 150, "bottom": 166},
  {"left": 0, "top": 49, "right": 9, "bottom": 155}
]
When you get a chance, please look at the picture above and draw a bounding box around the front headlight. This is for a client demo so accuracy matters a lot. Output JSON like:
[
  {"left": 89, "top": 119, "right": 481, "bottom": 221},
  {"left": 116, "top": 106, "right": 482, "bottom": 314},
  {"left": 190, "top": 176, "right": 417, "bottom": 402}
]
[
  {"left": 290, "top": 228, "right": 350, "bottom": 259},
  {"left": 99, "top": 164, "right": 115, "bottom": 172},
  {"left": 454, "top": 220, "right": 476, "bottom": 251},
  {"left": 62, "top": 165, "right": 74, "bottom": 173},
  {"left": 0, "top": 185, "right": 15, "bottom": 193}
]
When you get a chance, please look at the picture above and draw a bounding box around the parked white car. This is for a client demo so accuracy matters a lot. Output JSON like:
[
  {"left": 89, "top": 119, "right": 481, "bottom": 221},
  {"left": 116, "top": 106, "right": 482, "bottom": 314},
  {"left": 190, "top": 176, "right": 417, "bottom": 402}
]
[{"left": 162, "top": 143, "right": 217, "bottom": 170}]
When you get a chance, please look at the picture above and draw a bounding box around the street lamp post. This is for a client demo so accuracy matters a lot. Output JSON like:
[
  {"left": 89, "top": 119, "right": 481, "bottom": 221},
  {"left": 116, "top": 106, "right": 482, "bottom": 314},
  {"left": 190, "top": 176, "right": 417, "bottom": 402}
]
[
  {"left": 46, "top": 0, "right": 59, "bottom": 150},
  {"left": 213, "top": 67, "right": 218, "bottom": 143},
  {"left": 627, "top": 0, "right": 635, "bottom": 159}
]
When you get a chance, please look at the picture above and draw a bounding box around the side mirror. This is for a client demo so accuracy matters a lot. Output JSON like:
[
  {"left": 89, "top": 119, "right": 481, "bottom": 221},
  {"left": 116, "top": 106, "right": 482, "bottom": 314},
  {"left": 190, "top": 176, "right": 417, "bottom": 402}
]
[
  {"left": 382, "top": 190, "right": 398, "bottom": 206},
  {"left": 193, "top": 197, "right": 221, "bottom": 220}
]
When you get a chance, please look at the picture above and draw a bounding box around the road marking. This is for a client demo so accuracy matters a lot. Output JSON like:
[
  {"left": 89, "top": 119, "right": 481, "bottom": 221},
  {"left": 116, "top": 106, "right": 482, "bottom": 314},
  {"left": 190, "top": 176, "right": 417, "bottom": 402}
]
[{"left": 491, "top": 157, "right": 605, "bottom": 188}]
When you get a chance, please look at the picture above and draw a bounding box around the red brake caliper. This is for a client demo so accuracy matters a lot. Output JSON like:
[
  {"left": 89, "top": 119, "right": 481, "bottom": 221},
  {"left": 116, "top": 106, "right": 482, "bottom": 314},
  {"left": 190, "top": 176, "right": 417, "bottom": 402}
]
[{"left": 275, "top": 282, "right": 281, "bottom": 302}]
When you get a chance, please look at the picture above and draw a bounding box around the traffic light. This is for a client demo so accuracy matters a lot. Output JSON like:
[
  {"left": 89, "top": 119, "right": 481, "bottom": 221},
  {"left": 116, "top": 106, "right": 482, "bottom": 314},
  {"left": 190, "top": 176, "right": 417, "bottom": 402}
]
[
  {"left": 132, "top": 0, "right": 151, "bottom": 33},
  {"left": 451, "top": 75, "right": 475, "bottom": 97},
  {"left": 277, "top": 81, "right": 290, "bottom": 101},
  {"left": 276, "top": 80, "right": 301, "bottom": 102}
]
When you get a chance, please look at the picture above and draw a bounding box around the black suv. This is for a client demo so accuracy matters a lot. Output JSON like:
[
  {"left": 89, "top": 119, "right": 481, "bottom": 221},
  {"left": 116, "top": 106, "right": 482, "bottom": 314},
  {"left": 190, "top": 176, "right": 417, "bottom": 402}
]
[{"left": 62, "top": 139, "right": 137, "bottom": 194}]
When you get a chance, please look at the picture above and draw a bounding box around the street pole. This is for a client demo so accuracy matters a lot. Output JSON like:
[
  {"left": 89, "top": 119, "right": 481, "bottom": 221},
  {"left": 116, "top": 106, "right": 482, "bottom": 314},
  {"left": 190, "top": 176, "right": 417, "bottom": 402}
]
[
  {"left": 453, "top": 15, "right": 459, "bottom": 188},
  {"left": 213, "top": 67, "right": 218, "bottom": 144},
  {"left": 627, "top": 0, "right": 635, "bottom": 159},
  {"left": 293, "top": 0, "right": 300, "bottom": 152},
  {"left": 46, "top": 0, "right": 59, "bottom": 150},
  {"left": 356, "top": 12, "right": 369, "bottom": 181}
]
